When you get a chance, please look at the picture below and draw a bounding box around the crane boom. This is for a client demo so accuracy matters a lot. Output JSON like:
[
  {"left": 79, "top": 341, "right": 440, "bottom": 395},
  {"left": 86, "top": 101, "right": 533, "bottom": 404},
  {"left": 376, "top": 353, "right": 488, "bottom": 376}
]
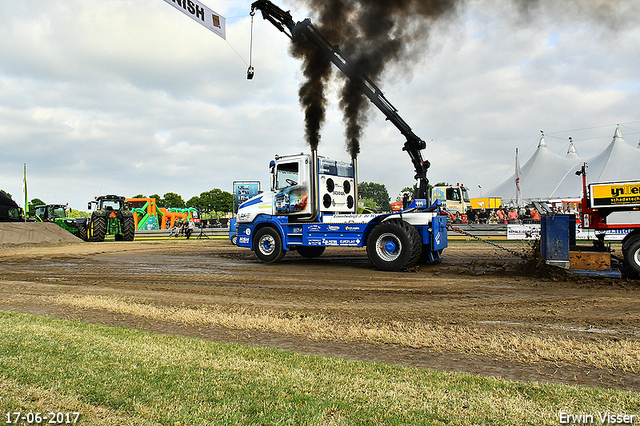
[{"left": 251, "top": 0, "right": 431, "bottom": 201}]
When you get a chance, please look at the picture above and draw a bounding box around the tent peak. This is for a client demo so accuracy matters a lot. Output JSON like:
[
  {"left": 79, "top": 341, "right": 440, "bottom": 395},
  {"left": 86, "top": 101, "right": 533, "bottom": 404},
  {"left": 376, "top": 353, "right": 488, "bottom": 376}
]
[
  {"left": 614, "top": 124, "right": 623, "bottom": 139},
  {"left": 538, "top": 130, "right": 547, "bottom": 148},
  {"left": 566, "top": 137, "right": 579, "bottom": 155}
]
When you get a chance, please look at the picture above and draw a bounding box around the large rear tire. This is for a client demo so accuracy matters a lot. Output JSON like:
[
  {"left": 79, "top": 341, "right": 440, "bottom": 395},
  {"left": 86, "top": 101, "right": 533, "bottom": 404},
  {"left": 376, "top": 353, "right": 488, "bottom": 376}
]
[
  {"left": 297, "top": 246, "right": 326, "bottom": 259},
  {"left": 366, "top": 219, "right": 422, "bottom": 271},
  {"left": 624, "top": 239, "right": 640, "bottom": 276},
  {"left": 77, "top": 222, "right": 88, "bottom": 242},
  {"left": 253, "top": 227, "right": 286, "bottom": 263},
  {"left": 90, "top": 215, "right": 106, "bottom": 242},
  {"left": 122, "top": 216, "right": 136, "bottom": 241}
]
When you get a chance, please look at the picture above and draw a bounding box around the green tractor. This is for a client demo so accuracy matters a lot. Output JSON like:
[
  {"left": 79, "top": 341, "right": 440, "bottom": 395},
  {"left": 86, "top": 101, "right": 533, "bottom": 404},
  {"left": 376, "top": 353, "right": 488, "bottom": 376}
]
[
  {"left": 85, "top": 195, "right": 135, "bottom": 242},
  {"left": 34, "top": 204, "right": 89, "bottom": 241}
]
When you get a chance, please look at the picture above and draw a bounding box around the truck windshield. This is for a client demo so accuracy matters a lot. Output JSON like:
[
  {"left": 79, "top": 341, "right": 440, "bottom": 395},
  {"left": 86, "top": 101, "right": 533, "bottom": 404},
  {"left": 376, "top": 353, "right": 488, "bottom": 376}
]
[{"left": 276, "top": 162, "right": 299, "bottom": 190}]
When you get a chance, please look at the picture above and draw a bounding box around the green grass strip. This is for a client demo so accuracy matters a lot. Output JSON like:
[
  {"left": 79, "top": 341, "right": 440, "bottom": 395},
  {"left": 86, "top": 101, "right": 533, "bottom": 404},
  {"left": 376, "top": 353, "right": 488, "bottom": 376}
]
[{"left": 0, "top": 310, "right": 637, "bottom": 425}]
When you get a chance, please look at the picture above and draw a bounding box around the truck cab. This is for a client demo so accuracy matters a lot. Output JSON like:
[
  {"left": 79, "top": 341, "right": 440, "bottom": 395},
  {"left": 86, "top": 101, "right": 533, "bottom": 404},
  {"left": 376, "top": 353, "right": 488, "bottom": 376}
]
[{"left": 431, "top": 184, "right": 470, "bottom": 213}]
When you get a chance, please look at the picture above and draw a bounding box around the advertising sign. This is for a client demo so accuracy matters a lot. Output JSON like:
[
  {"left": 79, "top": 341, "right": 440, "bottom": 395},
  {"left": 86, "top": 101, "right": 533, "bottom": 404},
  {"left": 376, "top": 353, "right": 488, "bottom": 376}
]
[
  {"left": 163, "top": 0, "right": 226, "bottom": 40},
  {"left": 233, "top": 181, "right": 261, "bottom": 213},
  {"left": 590, "top": 181, "right": 640, "bottom": 208}
]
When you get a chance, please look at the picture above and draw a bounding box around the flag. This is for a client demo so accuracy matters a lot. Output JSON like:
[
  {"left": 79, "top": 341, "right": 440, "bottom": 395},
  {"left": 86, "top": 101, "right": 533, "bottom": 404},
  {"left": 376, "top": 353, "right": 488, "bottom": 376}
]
[
  {"left": 515, "top": 148, "right": 521, "bottom": 207},
  {"left": 23, "top": 163, "right": 29, "bottom": 216}
]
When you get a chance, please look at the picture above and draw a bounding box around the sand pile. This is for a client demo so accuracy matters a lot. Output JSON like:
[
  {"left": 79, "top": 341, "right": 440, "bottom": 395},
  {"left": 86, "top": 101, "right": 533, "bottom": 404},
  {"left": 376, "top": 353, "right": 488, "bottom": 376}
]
[{"left": 0, "top": 222, "right": 83, "bottom": 247}]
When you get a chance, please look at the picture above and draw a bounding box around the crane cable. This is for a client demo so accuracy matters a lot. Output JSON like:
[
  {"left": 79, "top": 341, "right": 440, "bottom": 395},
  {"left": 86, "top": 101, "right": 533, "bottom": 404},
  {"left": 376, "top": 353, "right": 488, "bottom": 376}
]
[{"left": 247, "top": 11, "right": 255, "bottom": 79}]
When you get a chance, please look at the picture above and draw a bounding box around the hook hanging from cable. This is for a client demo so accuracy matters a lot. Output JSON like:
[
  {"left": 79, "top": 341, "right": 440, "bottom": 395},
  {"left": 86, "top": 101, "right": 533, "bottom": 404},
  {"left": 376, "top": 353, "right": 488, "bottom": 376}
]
[{"left": 247, "top": 11, "right": 255, "bottom": 80}]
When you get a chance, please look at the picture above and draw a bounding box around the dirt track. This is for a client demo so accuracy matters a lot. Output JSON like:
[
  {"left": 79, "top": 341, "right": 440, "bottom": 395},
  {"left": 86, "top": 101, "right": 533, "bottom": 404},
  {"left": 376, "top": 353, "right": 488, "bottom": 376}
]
[{"left": 1, "top": 239, "right": 639, "bottom": 391}]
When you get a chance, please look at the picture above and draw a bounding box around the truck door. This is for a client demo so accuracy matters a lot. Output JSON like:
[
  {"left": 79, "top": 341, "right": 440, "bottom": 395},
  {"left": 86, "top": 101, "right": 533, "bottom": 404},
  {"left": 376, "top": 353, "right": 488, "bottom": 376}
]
[{"left": 273, "top": 158, "right": 312, "bottom": 216}]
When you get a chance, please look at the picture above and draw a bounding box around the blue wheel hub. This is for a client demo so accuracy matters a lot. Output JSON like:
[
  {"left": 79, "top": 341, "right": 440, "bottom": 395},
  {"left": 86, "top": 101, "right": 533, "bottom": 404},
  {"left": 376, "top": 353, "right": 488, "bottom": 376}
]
[{"left": 384, "top": 240, "right": 397, "bottom": 253}]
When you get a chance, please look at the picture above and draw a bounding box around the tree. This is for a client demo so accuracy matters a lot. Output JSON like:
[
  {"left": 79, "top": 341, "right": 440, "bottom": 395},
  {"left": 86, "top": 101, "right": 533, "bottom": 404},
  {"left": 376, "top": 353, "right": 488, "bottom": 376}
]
[
  {"left": 186, "top": 196, "right": 201, "bottom": 210},
  {"left": 149, "top": 194, "right": 164, "bottom": 207},
  {"left": 199, "top": 189, "right": 233, "bottom": 216},
  {"left": 397, "top": 186, "right": 417, "bottom": 202},
  {"left": 358, "top": 182, "right": 391, "bottom": 212},
  {"left": 163, "top": 192, "right": 186, "bottom": 208},
  {"left": 360, "top": 198, "right": 378, "bottom": 211}
]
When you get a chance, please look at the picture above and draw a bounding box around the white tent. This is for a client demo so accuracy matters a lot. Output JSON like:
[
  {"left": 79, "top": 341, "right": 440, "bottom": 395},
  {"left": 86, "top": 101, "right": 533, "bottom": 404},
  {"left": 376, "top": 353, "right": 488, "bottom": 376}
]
[
  {"left": 487, "top": 133, "right": 582, "bottom": 204},
  {"left": 487, "top": 126, "right": 640, "bottom": 204},
  {"left": 584, "top": 126, "right": 640, "bottom": 183}
]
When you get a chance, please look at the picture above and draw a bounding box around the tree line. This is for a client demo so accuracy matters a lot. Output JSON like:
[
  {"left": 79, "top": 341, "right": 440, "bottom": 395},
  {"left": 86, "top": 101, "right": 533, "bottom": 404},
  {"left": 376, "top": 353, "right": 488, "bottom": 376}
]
[
  {"left": 0, "top": 188, "right": 235, "bottom": 219},
  {"left": 140, "top": 189, "right": 234, "bottom": 217}
]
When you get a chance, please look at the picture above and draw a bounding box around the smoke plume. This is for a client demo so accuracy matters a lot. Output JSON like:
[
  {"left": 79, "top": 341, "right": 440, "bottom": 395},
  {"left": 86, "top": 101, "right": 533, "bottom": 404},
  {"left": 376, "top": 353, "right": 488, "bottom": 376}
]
[
  {"left": 294, "top": 0, "right": 459, "bottom": 158},
  {"left": 292, "top": 0, "right": 631, "bottom": 159}
]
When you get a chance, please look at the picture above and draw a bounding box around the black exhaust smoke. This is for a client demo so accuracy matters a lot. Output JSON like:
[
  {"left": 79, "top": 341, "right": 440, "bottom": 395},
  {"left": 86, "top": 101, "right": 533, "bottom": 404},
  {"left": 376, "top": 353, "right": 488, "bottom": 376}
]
[{"left": 294, "top": 0, "right": 459, "bottom": 158}]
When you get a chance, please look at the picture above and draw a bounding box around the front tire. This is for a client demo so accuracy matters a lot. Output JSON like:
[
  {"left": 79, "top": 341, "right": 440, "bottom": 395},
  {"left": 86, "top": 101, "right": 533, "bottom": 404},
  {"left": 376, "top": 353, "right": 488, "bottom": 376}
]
[
  {"left": 231, "top": 234, "right": 237, "bottom": 245},
  {"left": 90, "top": 215, "right": 106, "bottom": 242},
  {"left": 253, "top": 227, "right": 286, "bottom": 263},
  {"left": 624, "top": 239, "right": 640, "bottom": 276},
  {"left": 366, "top": 219, "right": 422, "bottom": 271}
]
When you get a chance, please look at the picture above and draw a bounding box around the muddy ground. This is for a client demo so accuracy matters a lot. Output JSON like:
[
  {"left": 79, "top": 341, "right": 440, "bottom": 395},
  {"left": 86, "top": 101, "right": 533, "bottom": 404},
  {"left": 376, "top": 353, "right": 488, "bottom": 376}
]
[{"left": 0, "top": 240, "right": 638, "bottom": 391}]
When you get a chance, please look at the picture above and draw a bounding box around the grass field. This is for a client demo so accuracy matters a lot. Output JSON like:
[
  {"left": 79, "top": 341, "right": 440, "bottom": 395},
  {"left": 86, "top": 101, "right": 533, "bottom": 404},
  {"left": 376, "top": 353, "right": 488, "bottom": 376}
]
[{"left": 1, "top": 311, "right": 638, "bottom": 425}]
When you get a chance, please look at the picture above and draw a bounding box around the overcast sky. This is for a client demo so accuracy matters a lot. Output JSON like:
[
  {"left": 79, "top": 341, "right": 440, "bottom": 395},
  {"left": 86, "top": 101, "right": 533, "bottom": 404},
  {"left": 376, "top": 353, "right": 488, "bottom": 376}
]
[{"left": 1, "top": 0, "right": 639, "bottom": 211}]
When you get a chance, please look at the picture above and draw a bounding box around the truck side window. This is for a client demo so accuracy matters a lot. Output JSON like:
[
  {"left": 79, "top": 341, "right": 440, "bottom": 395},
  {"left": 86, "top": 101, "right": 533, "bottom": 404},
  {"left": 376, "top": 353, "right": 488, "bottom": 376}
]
[
  {"left": 446, "top": 188, "right": 460, "bottom": 201},
  {"left": 276, "top": 162, "right": 299, "bottom": 190}
]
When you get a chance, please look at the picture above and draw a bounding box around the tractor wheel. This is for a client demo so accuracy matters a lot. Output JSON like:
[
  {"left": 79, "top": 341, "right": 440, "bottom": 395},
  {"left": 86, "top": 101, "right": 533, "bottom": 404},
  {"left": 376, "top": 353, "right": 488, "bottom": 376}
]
[
  {"left": 297, "top": 246, "right": 326, "bottom": 259},
  {"left": 90, "top": 215, "right": 107, "bottom": 242},
  {"left": 624, "top": 239, "right": 640, "bottom": 276},
  {"left": 366, "top": 219, "right": 422, "bottom": 271},
  {"left": 122, "top": 216, "right": 136, "bottom": 241},
  {"left": 253, "top": 227, "right": 286, "bottom": 263},
  {"left": 77, "top": 222, "right": 88, "bottom": 242}
]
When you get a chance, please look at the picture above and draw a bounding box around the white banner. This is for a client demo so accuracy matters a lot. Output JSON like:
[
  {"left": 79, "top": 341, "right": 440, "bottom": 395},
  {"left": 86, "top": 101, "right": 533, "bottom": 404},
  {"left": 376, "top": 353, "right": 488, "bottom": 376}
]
[
  {"left": 163, "top": 0, "right": 226, "bottom": 40},
  {"left": 507, "top": 224, "right": 540, "bottom": 240},
  {"left": 506, "top": 224, "right": 632, "bottom": 241}
]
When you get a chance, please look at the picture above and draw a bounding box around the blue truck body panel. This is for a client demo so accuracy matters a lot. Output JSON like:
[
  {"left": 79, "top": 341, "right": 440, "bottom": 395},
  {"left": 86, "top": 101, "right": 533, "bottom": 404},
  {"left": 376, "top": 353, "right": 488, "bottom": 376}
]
[{"left": 237, "top": 204, "right": 448, "bottom": 256}]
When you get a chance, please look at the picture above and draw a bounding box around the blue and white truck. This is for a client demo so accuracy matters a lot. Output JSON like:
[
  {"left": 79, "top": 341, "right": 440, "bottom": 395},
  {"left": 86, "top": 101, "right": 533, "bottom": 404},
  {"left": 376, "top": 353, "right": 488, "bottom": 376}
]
[
  {"left": 236, "top": 151, "right": 447, "bottom": 270},
  {"left": 233, "top": 1, "right": 448, "bottom": 270}
]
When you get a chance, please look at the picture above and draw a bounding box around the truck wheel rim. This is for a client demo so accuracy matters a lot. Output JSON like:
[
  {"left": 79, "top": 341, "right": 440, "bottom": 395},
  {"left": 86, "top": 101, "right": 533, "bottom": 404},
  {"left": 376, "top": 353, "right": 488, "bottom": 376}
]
[
  {"left": 259, "top": 235, "right": 275, "bottom": 255},
  {"left": 376, "top": 232, "right": 401, "bottom": 262},
  {"left": 634, "top": 248, "right": 640, "bottom": 268}
]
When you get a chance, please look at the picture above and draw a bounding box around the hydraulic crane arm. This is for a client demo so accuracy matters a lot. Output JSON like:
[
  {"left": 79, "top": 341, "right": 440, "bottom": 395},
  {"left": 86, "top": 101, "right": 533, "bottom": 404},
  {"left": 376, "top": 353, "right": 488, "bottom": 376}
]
[{"left": 251, "top": 0, "right": 431, "bottom": 200}]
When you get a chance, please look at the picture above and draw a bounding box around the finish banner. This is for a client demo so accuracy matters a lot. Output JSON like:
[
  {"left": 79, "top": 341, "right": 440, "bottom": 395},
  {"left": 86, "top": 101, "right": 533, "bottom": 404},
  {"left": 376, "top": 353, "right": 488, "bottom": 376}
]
[
  {"left": 590, "top": 181, "right": 640, "bottom": 208},
  {"left": 163, "top": 0, "right": 226, "bottom": 40}
]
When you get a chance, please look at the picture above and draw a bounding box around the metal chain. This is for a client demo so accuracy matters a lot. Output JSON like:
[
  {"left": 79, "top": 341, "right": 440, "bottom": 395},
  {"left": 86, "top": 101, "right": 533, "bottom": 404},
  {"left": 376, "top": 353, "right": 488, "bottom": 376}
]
[{"left": 448, "top": 225, "right": 531, "bottom": 260}]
